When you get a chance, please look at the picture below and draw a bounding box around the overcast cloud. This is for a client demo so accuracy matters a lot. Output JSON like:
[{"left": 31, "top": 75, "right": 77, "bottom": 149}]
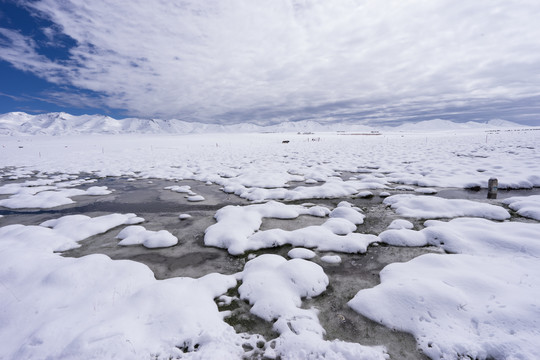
[{"left": 1, "top": 0, "right": 540, "bottom": 124}]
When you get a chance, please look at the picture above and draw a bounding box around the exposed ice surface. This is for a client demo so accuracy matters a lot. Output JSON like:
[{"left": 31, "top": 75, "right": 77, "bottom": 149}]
[{"left": 1, "top": 128, "right": 540, "bottom": 359}]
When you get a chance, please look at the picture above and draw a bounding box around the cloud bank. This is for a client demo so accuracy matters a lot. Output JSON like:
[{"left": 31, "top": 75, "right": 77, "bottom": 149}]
[{"left": 2, "top": 0, "right": 540, "bottom": 124}]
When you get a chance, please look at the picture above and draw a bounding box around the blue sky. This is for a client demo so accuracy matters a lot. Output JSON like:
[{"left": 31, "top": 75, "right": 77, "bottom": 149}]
[{"left": 1, "top": 0, "right": 540, "bottom": 125}]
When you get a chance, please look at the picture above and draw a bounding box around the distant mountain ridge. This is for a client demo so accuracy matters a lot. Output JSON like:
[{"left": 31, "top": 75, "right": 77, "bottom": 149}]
[{"left": 0, "top": 112, "right": 528, "bottom": 136}]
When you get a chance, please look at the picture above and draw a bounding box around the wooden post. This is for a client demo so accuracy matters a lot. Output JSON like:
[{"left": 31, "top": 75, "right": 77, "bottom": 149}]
[{"left": 487, "top": 178, "right": 498, "bottom": 199}]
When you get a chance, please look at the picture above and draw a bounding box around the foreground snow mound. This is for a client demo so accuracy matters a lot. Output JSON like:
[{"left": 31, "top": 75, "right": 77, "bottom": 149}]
[
  {"left": 0, "top": 217, "right": 250, "bottom": 359},
  {"left": 350, "top": 218, "right": 540, "bottom": 360},
  {"left": 205, "top": 201, "right": 377, "bottom": 255},
  {"left": 239, "top": 255, "right": 387, "bottom": 360},
  {"left": 0, "top": 213, "right": 143, "bottom": 252},
  {"left": 503, "top": 194, "right": 540, "bottom": 221},
  {"left": 383, "top": 194, "right": 510, "bottom": 220}
]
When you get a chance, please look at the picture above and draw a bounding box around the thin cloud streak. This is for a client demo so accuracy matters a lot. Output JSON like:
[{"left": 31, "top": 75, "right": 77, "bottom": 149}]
[{"left": 1, "top": 0, "right": 540, "bottom": 124}]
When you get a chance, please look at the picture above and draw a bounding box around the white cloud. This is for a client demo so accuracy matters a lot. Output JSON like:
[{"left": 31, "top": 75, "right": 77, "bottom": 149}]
[{"left": 2, "top": 0, "right": 540, "bottom": 123}]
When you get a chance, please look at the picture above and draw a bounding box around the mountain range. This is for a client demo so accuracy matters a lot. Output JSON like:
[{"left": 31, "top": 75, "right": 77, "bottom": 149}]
[{"left": 0, "top": 112, "right": 528, "bottom": 136}]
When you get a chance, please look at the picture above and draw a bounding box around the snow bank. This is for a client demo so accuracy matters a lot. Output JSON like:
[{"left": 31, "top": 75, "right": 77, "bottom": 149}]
[
  {"left": 503, "top": 194, "right": 540, "bottom": 220},
  {"left": 117, "top": 225, "right": 178, "bottom": 248},
  {"left": 205, "top": 201, "right": 377, "bottom": 255},
  {"left": 0, "top": 215, "right": 251, "bottom": 359},
  {"left": 239, "top": 255, "right": 387, "bottom": 360},
  {"left": 350, "top": 218, "right": 540, "bottom": 359},
  {"left": 384, "top": 194, "right": 510, "bottom": 220},
  {"left": 379, "top": 217, "right": 540, "bottom": 256},
  {"left": 228, "top": 178, "right": 387, "bottom": 202}
]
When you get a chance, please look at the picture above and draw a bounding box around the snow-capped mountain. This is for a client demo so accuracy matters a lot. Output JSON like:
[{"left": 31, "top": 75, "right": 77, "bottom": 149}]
[{"left": 0, "top": 112, "right": 528, "bottom": 136}]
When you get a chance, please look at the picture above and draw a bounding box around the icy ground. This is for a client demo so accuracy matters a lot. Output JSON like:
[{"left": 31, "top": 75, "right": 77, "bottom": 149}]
[{"left": 1, "top": 128, "right": 540, "bottom": 359}]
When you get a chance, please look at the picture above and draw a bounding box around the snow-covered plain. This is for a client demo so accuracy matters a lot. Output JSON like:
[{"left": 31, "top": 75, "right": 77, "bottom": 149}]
[{"left": 1, "top": 123, "right": 539, "bottom": 359}]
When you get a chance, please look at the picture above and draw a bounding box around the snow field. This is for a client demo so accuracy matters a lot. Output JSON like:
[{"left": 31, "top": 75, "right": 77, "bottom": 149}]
[
  {"left": 1, "top": 128, "right": 540, "bottom": 359},
  {"left": 1, "top": 129, "right": 539, "bottom": 200}
]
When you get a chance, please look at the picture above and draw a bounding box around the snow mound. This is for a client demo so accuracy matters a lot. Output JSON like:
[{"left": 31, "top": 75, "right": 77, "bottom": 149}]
[
  {"left": 503, "top": 194, "right": 540, "bottom": 220},
  {"left": 350, "top": 218, "right": 540, "bottom": 359},
  {"left": 288, "top": 248, "right": 316, "bottom": 259},
  {"left": 0, "top": 215, "right": 249, "bottom": 359},
  {"left": 205, "top": 201, "right": 377, "bottom": 255},
  {"left": 117, "top": 225, "right": 178, "bottom": 248},
  {"left": 39, "top": 213, "right": 144, "bottom": 249},
  {"left": 239, "top": 255, "right": 387, "bottom": 360},
  {"left": 384, "top": 194, "right": 510, "bottom": 220}
]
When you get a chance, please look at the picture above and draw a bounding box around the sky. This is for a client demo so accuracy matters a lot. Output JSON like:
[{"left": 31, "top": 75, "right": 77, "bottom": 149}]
[{"left": 1, "top": 0, "right": 540, "bottom": 126}]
